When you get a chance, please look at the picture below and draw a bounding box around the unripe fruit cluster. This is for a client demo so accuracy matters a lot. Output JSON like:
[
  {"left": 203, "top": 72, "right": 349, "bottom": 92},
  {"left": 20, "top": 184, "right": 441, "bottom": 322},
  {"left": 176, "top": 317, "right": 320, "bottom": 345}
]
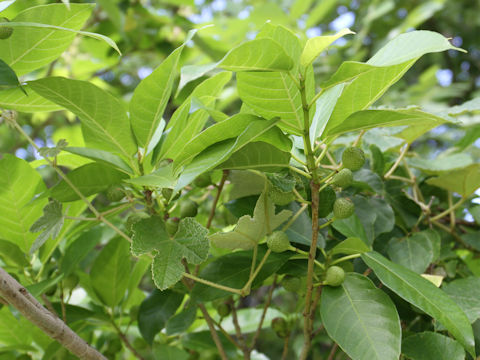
[
  {"left": 342, "top": 147, "right": 365, "bottom": 171},
  {"left": 333, "top": 198, "right": 355, "bottom": 219}
]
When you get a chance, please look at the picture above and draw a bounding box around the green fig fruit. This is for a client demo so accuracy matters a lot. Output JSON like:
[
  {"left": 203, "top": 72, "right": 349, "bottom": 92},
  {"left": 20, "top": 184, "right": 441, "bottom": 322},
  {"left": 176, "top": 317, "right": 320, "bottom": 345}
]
[
  {"left": 271, "top": 317, "right": 289, "bottom": 338},
  {"left": 324, "top": 266, "right": 345, "bottom": 287},
  {"left": 333, "top": 198, "right": 355, "bottom": 219},
  {"left": 166, "top": 217, "right": 180, "bottom": 236},
  {"left": 331, "top": 168, "right": 353, "bottom": 188},
  {"left": 216, "top": 303, "right": 231, "bottom": 318},
  {"left": 194, "top": 172, "right": 212, "bottom": 188},
  {"left": 342, "top": 147, "right": 365, "bottom": 171},
  {"left": 180, "top": 200, "right": 198, "bottom": 218},
  {"left": 0, "top": 18, "right": 13, "bottom": 40},
  {"left": 106, "top": 185, "right": 124, "bottom": 202},
  {"left": 282, "top": 275, "right": 302, "bottom": 293},
  {"left": 266, "top": 231, "right": 291, "bottom": 253}
]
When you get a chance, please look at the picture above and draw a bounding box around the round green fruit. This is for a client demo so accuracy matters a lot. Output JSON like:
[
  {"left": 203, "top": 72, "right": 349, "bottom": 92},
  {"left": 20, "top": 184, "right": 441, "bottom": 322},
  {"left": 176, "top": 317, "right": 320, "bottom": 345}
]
[
  {"left": 282, "top": 275, "right": 302, "bottom": 293},
  {"left": 106, "top": 186, "right": 124, "bottom": 202},
  {"left": 333, "top": 198, "right": 355, "bottom": 219},
  {"left": 324, "top": 266, "right": 345, "bottom": 287},
  {"left": 194, "top": 173, "right": 212, "bottom": 188},
  {"left": 271, "top": 317, "right": 289, "bottom": 338},
  {"left": 0, "top": 18, "right": 13, "bottom": 40},
  {"left": 266, "top": 231, "right": 291, "bottom": 253},
  {"left": 318, "top": 186, "right": 336, "bottom": 218},
  {"left": 331, "top": 168, "right": 353, "bottom": 188},
  {"left": 166, "top": 217, "right": 179, "bottom": 236},
  {"left": 342, "top": 147, "right": 365, "bottom": 171},
  {"left": 216, "top": 303, "right": 231, "bottom": 318},
  {"left": 180, "top": 200, "right": 198, "bottom": 218}
]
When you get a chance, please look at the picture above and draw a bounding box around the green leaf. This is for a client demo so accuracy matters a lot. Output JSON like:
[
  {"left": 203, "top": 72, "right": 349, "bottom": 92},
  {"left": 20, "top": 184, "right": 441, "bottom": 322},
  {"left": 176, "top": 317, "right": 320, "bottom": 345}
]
[
  {"left": 90, "top": 237, "right": 131, "bottom": 308},
  {"left": 29, "top": 77, "right": 137, "bottom": 161},
  {"left": 60, "top": 227, "right": 103, "bottom": 276},
  {"left": 300, "top": 28, "right": 354, "bottom": 68},
  {"left": 219, "top": 38, "right": 293, "bottom": 72},
  {"left": 309, "top": 83, "right": 345, "bottom": 141},
  {"left": 160, "top": 72, "right": 232, "bottom": 161},
  {"left": 0, "top": 239, "right": 28, "bottom": 267},
  {"left": 323, "top": 31, "right": 462, "bottom": 136},
  {"left": 153, "top": 344, "right": 189, "bottom": 360},
  {"left": 387, "top": 230, "right": 441, "bottom": 274},
  {"left": 327, "top": 108, "right": 450, "bottom": 138},
  {"left": 29, "top": 200, "right": 64, "bottom": 254},
  {"left": 64, "top": 147, "right": 133, "bottom": 175},
  {"left": 426, "top": 164, "right": 480, "bottom": 197},
  {"left": 0, "top": 4, "right": 93, "bottom": 76},
  {"left": 191, "top": 245, "right": 292, "bottom": 302},
  {"left": 38, "top": 139, "right": 68, "bottom": 158},
  {"left": 408, "top": 153, "right": 474, "bottom": 175},
  {"left": 0, "top": 59, "right": 24, "bottom": 94},
  {"left": 166, "top": 306, "right": 197, "bottom": 335},
  {"left": 402, "top": 332, "right": 465, "bottom": 360},
  {"left": 237, "top": 71, "right": 303, "bottom": 135},
  {"left": 443, "top": 277, "right": 480, "bottom": 323},
  {"left": 333, "top": 215, "right": 369, "bottom": 247},
  {"left": 0, "top": 85, "right": 62, "bottom": 112},
  {"left": 216, "top": 142, "right": 291, "bottom": 171},
  {"left": 210, "top": 192, "right": 291, "bottom": 250},
  {"left": 148, "top": 218, "right": 209, "bottom": 290},
  {"left": 130, "top": 30, "right": 196, "bottom": 151},
  {"left": 2, "top": 21, "right": 120, "bottom": 54},
  {"left": 125, "top": 164, "right": 176, "bottom": 188},
  {"left": 177, "top": 62, "right": 218, "bottom": 95},
  {"left": 361, "top": 251, "right": 475, "bottom": 357},
  {"left": 331, "top": 237, "right": 371, "bottom": 256},
  {"left": 0, "top": 154, "right": 47, "bottom": 252},
  {"left": 131, "top": 216, "right": 169, "bottom": 257},
  {"left": 320, "top": 273, "right": 401, "bottom": 360},
  {"left": 319, "top": 61, "right": 377, "bottom": 90},
  {"left": 138, "top": 289, "right": 184, "bottom": 344},
  {"left": 0, "top": 308, "right": 32, "bottom": 346},
  {"left": 175, "top": 119, "right": 291, "bottom": 191},
  {"left": 50, "top": 162, "right": 129, "bottom": 202}
]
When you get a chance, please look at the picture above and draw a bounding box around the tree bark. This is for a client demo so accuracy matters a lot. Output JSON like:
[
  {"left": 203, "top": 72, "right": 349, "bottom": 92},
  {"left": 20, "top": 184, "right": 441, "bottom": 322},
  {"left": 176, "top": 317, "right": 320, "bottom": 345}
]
[{"left": 0, "top": 267, "right": 106, "bottom": 360}]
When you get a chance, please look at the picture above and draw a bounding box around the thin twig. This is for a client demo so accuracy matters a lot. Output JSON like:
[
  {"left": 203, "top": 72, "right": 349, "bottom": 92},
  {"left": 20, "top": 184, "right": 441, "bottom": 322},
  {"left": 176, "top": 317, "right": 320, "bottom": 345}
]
[
  {"left": 249, "top": 276, "right": 277, "bottom": 351},
  {"left": 206, "top": 170, "right": 229, "bottom": 229},
  {"left": 111, "top": 319, "right": 145, "bottom": 360},
  {"left": 327, "top": 343, "right": 339, "bottom": 360},
  {"left": 281, "top": 336, "right": 290, "bottom": 360},
  {"left": 384, "top": 143, "right": 409, "bottom": 178}
]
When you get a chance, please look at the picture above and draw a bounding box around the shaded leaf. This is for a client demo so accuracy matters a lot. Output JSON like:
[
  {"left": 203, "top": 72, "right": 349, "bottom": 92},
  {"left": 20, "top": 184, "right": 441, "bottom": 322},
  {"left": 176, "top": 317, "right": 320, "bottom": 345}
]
[
  {"left": 29, "top": 200, "right": 64, "bottom": 254},
  {"left": 443, "top": 277, "right": 480, "bottom": 323},
  {"left": 402, "top": 332, "right": 465, "bottom": 360},
  {"left": 426, "top": 164, "right": 480, "bottom": 197}
]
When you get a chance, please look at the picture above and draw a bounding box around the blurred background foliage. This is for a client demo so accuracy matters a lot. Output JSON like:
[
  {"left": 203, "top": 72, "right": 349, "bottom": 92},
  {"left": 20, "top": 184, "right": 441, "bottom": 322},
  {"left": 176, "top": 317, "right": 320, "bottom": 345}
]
[{"left": 1, "top": 0, "right": 480, "bottom": 165}]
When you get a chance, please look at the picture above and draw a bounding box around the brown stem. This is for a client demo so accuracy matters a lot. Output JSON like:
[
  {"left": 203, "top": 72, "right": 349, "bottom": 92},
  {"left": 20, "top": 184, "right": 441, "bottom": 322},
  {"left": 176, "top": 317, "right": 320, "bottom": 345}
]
[
  {"left": 229, "top": 298, "right": 246, "bottom": 347},
  {"left": 249, "top": 276, "right": 277, "bottom": 351},
  {"left": 281, "top": 336, "right": 290, "bottom": 360},
  {"left": 308, "top": 286, "right": 322, "bottom": 337},
  {"left": 111, "top": 319, "right": 145, "bottom": 360},
  {"left": 206, "top": 170, "right": 229, "bottom": 229},
  {"left": 0, "top": 267, "right": 106, "bottom": 359},
  {"left": 327, "top": 343, "right": 339, "bottom": 360}
]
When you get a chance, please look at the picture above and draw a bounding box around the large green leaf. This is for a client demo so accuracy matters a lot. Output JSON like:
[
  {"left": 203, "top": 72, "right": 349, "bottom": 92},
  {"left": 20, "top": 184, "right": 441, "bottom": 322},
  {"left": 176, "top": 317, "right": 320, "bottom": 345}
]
[
  {"left": 408, "top": 153, "right": 473, "bottom": 175},
  {"left": 216, "top": 142, "right": 291, "bottom": 171},
  {"left": 130, "top": 30, "right": 195, "bottom": 151},
  {"left": 300, "top": 28, "right": 354, "bottom": 68},
  {"left": 138, "top": 289, "right": 184, "bottom": 344},
  {"left": 0, "top": 308, "right": 32, "bottom": 347},
  {"left": 362, "top": 251, "right": 475, "bottom": 356},
  {"left": 331, "top": 237, "right": 371, "bottom": 256},
  {"left": 0, "top": 86, "right": 62, "bottom": 112},
  {"left": 0, "top": 4, "right": 93, "bottom": 76},
  {"left": 327, "top": 108, "right": 449, "bottom": 137},
  {"left": 387, "top": 230, "right": 440, "bottom": 274},
  {"left": 0, "top": 59, "right": 23, "bottom": 92},
  {"left": 191, "top": 245, "right": 292, "bottom": 302},
  {"left": 49, "top": 162, "right": 129, "bottom": 202},
  {"left": 0, "top": 239, "right": 28, "bottom": 268},
  {"left": 90, "top": 237, "right": 131, "bottom": 308},
  {"left": 159, "top": 72, "right": 232, "bottom": 161},
  {"left": 210, "top": 192, "right": 291, "bottom": 250},
  {"left": 124, "top": 164, "right": 176, "bottom": 188},
  {"left": 309, "top": 83, "right": 345, "bottom": 141},
  {"left": 320, "top": 273, "right": 401, "bottom": 360},
  {"left": 426, "top": 164, "right": 480, "bottom": 197},
  {"left": 175, "top": 119, "right": 291, "bottom": 190},
  {"left": 323, "top": 31, "right": 462, "bottom": 136},
  {"left": 0, "top": 154, "right": 47, "bottom": 252},
  {"left": 64, "top": 147, "right": 133, "bottom": 175},
  {"left": 219, "top": 38, "right": 294, "bottom": 72},
  {"left": 442, "top": 277, "right": 480, "bottom": 323},
  {"left": 29, "top": 77, "right": 137, "bottom": 161},
  {"left": 402, "top": 332, "right": 465, "bottom": 360}
]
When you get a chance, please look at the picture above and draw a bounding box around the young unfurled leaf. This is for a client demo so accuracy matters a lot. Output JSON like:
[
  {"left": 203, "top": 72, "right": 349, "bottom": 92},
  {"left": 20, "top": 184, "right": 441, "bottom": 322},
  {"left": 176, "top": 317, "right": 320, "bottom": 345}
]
[
  {"left": 38, "top": 139, "right": 68, "bottom": 158},
  {"left": 29, "top": 200, "right": 64, "bottom": 254},
  {"left": 132, "top": 217, "right": 209, "bottom": 290},
  {"left": 210, "top": 192, "right": 291, "bottom": 250}
]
